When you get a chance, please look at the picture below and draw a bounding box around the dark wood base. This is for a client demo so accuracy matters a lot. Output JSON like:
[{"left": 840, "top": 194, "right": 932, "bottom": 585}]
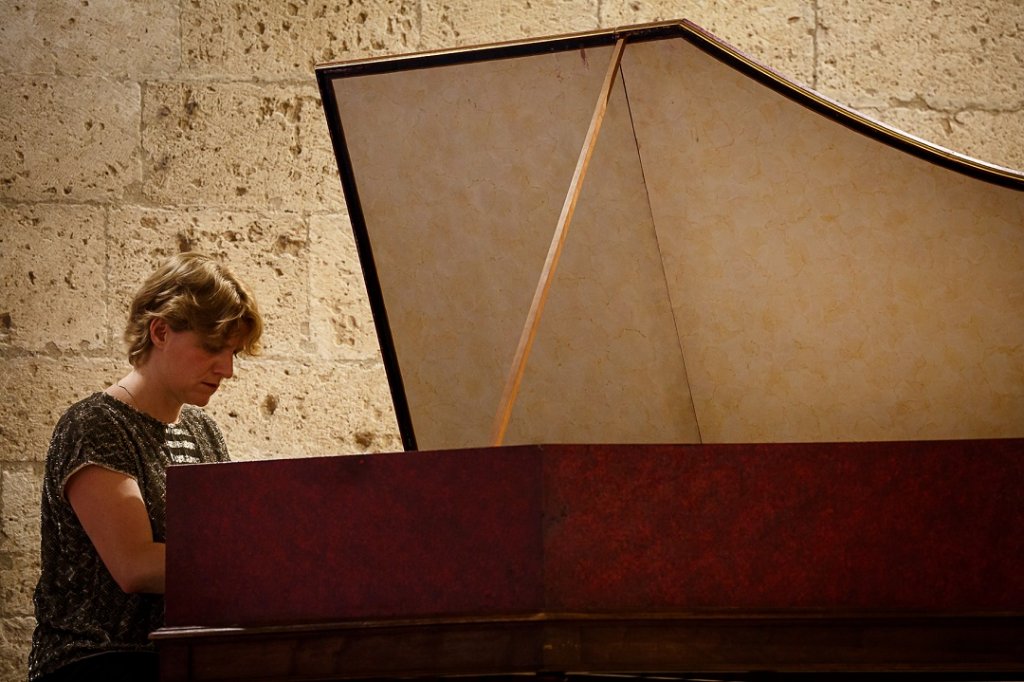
[{"left": 153, "top": 611, "right": 1024, "bottom": 681}]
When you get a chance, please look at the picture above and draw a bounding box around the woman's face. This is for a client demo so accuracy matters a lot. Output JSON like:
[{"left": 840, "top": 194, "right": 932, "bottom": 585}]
[{"left": 157, "top": 326, "right": 244, "bottom": 408}]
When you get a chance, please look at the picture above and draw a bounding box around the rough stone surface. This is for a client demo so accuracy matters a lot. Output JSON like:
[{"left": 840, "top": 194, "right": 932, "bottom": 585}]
[
  {"left": 204, "top": 359, "right": 402, "bottom": 459},
  {"left": 0, "top": 77, "right": 141, "bottom": 202},
  {"left": 107, "top": 207, "right": 311, "bottom": 357},
  {"left": 0, "top": 358, "right": 123, "bottom": 463},
  {"left": 0, "top": 0, "right": 179, "bottom": 78},
  {"left": 2, "top": 551, "right": 39, "bottom": 618},
  {"left": 0, "top": 617, "right": 35, "bottom": 681},
  {"left": 420, "top": 0, "right": 599, "bottom": 49},
  {"left": 818, "top": 0, "right": 1024, "bottom": 109},
  {"left": 309, "top": 213, "right": 381, "bottom": 361},
  {"left": 599, "top": 0, "right": 816, "bottom": 85},
  {"left": 0, "top": 204, "right": 107, "bottom": 353},
  {"left": 861, "top": 106, "right": 1024, "bottom": 173},
  {"left": 183, "top": 0, "right": 420, "bottom": 77},
  {"left": 1, "top": 464, "right": 43, "bottom": 556},
  {"left": 142, "top": 81, "right": 344, "bottom": 212},
  {"left": 946, "top": 109, "right": 1024, "bottom": 172}
]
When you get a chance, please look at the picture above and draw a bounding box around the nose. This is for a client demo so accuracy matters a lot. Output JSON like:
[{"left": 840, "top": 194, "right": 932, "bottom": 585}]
[{"left": 213, "top": 349, "right": 234, "bottom": 379}]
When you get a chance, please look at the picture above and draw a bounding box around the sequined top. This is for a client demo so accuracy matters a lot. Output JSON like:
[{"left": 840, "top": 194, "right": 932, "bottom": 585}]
[{"left": 29, "top": 392, "right": 230, "bottom": 680}]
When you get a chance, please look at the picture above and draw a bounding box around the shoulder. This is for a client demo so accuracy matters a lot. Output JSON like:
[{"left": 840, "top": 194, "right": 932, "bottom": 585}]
[
  {"left": 179, "top": 406, "right": 231, "bottom": 462},
  {"left": 54, "top": 392, "right": 163, "bottom": 442},
  {"left": 60, "top": 391, "right": 111, "bottom": 418},
  {"left": 45, "top": 393, "right": 150, "bottom": 493},
  {"left": 52, "top": 392, "right": 120, "bottom": 439},
  {"left": 179, "top": 405, "right": 220, "bottom": 433}
]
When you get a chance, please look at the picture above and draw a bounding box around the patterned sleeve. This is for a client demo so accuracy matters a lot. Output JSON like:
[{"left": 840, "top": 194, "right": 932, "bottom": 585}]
[{"left": 49, "top": 402, "right": 141, "bottom": 499}]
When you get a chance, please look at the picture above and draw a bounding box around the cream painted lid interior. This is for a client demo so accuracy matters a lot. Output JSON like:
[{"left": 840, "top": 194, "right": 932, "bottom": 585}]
[{"left": 319, "top": 22, "right": 1024, "bottom": 450}]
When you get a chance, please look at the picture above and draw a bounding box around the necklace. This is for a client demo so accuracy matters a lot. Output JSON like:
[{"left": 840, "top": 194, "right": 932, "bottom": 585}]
[
  {"left": 116, "top": 383, "right": 137, "bottom": 404},
  {"left": 115, "top": 382, "right": 173, "bottom": 425}
]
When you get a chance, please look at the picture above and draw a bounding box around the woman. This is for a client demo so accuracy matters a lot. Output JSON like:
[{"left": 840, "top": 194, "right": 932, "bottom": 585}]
[{"left": 29, "top": 252, "right": 263, "bottom": 681}]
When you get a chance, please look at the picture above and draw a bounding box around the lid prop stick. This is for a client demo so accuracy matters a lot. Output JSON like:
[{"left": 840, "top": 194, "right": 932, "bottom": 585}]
[{"left": 490, "top": 37, "right": 627, "bottom": 446}]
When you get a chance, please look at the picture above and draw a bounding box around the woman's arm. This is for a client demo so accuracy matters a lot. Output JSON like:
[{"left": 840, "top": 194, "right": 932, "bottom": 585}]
[{"left": 65, "top": 465, "right": 166, "bottom": 594}]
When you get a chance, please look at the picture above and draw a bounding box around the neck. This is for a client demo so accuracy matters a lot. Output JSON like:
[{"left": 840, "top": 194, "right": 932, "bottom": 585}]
[{"left": 109, "top": 369, "right": 183, "bottom": 424}]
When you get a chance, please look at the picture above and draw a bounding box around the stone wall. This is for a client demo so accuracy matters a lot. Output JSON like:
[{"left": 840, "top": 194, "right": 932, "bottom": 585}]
[{"left": 1, "top": 1, "right": 1021, "bottom": 678}]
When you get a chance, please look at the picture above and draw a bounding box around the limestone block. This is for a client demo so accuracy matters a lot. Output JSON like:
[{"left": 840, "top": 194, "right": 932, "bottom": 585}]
[
  {"left": 108, "top": 207, "right": 310, "bottom": 357},
  {"left": 421, "top": 0, "right": 599, "bottom": 48},
  {"left": 183, "top": 0, "right": 418, "bottom": 77},
  {"left": 947, "top": 109, "right": 1024, "bottom": 173},
  {"left": 1, "top": 463, "right": 43, "bottom": 555},
  {"left": 1, "top": 552, "right": 39, "bottom": 618},
  {"left": 861, "top": 106, "right": 1024, "bottom": 173},
  {"left": 0, "top": 77, "right": 141, "bottom": 202},
  {"left": 0, "top": 617, "right": 34, "bottom": 682},
  {"left": 203, "top": 358, "right": 401, "bottom": 459},
  {"left": 142, "top": 81, "right": 344, "bottom": 212},
  {"left": 857, "top": 106, "right": 959, "bottom": 153},
  {"left": 599, "top": 0, "right": 816, "bottom": 85},
  {"left": 0, "top": 0, "right": 179, "bottom": 78},
  {"left": 0, "top": 358, "right": 122, "bottom": 462},
  {"left": 0, "top": 204, "right": 106, "bottom": 352},
  {"left": 818, "top": 0, "right": 1024, "bottom": 109},
  {"left": 309, "top": 213, "right": 380, "bottom": 360}
]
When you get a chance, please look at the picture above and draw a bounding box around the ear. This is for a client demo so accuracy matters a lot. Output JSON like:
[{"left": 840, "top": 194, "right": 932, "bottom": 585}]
[{"left": 149, "top": 318, "right": 170, "bottom": 348}]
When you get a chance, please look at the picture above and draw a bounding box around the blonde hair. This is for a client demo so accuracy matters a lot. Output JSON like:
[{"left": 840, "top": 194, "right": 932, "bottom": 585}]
[{"left": 124, "top": 252, "right": 263, "bottom": 366}]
